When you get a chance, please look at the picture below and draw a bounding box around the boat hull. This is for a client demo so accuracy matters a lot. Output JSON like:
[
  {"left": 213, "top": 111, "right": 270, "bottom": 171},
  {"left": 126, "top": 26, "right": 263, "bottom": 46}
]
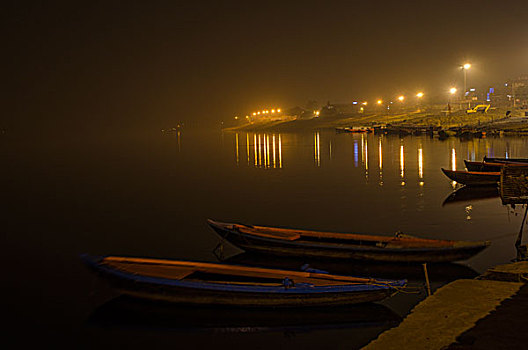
[
  {"left": 209, "top": 222, "right": 489, "bottom": 263},
  {"left": 82, "top": 255, "right": 400, "bottom": 307},
  {"left": 115, "top": 284, "right": 393, "bottom": 307},
  {"left": 441, "top": 168, "right": 500, "bottom": 186}
]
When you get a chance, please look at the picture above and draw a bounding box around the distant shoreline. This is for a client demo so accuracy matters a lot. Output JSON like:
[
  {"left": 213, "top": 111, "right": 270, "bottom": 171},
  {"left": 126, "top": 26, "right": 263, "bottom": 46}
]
[{"left": 224, "top": 106, "right": 528, "bottom": 135}]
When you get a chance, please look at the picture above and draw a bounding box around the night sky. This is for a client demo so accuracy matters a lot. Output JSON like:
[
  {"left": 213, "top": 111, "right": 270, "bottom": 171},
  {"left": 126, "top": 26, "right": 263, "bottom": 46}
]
[{"left": 3, "top": 1, "right": 528, "bottom": 132}]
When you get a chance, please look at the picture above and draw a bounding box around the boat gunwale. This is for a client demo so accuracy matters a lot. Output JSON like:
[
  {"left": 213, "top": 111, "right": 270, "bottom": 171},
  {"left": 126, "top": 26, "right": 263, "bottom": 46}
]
[
  {"left": 207, "top": 220, "right": 489, "bottom": 252},
  {"left": 82, "top": 255, "right": 405, "bottom": 294},
  {"left": 441, "top": 168, "right": 501, "bottom": 176}
]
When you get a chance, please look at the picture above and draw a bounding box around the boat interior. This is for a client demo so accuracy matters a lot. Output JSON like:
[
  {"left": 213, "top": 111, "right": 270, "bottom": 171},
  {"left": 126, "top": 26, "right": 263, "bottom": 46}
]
[
  {"left": 231, "top": 224, "right": 457, "bottom": 248},
  {"left": 101, "top": 256, "right": 378, "bottom": 287}
]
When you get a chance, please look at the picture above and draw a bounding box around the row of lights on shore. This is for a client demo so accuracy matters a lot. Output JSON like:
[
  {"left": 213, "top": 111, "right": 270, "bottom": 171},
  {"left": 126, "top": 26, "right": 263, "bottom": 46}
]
[
  {"left": 364, "top": 63, "right": 471, "bottom": 106},
  {"left": 234, "top": 108, "right": 282, "bottom": 120},
  {"left": 337, "top": 86, "right": 461, "bottom": 112},
  {"left": 252, "top": 108, "right": 281, "bottom": 116},
  {"left": 237, "top": 63, "right": 471, "bottom": 119}
]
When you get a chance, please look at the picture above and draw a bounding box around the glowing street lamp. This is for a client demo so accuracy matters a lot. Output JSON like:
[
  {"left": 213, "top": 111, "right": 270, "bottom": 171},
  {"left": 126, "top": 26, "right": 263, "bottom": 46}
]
[
  {"left": 362, "top": 101, "right": 368, "bottom": 106},
  {"left": 398, "top": 95, "right": 405, "bottom": 102},
  {"left": 277, "top": 108, "right": 281, "bottom": 113},
  {"left": 377, "top": 99, "right": 383, "bottom": 105},
  {"left": 252, "top": 112, "right": 256, "bottom": 116},
  {"left": 416, "top": 92, "right": 424, "bottom": 98},
  {"left": 450, "top": 87, "right": 457, "bottom": 95}
]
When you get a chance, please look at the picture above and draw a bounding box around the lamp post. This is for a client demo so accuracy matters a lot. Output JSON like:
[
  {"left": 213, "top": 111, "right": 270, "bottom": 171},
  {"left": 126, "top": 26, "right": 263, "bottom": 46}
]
[
  {"left": 462, "top": 64, "right": 472, "bottom": 108},
  {"left": 416, "top": 92, "right": 424, "bottom": 110},
  {"left": 462, "top": 63, "right": 471, "bottom": 94},
  {"left": 448, "top": 87, "right": 457, "bottom": 115}
]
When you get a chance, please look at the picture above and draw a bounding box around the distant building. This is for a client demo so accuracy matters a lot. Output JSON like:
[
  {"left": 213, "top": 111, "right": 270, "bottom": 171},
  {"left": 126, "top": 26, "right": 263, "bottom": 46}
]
[
  {"left": 482, "top": 75, "right": 528, "bottom": 108},
  {"left": 319, "top": 101, "right": 339, "bottom": 117},
  {"left": 510, "top": 75, "right": 528, "bottom": 108}
]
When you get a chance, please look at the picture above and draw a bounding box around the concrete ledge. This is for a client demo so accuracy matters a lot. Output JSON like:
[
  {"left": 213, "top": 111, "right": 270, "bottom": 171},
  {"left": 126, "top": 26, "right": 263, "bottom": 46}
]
[
  {"left": 363, "top": 279, "right": 523, "bottom": 350},
  {"left": 478, "top": 261, "right": 528, "bottom": 282}
]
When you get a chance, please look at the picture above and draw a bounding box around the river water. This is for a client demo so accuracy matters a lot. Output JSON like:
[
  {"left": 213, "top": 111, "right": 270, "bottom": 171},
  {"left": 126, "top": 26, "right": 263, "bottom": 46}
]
[{"left": 3, "top": 129, "right": 527, "bottom": 348}]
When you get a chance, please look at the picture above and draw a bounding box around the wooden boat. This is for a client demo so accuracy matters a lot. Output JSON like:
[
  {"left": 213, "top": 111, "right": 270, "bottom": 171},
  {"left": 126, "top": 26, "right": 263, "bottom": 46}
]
[
  {"left": 464, "top": 160, "right": 502, "bottom": 172},
  {"left": 464, "top": 160, "right": 526, "bottom": 172},
  {"left": 207, "top": 219, "right": 490, "bottom": 263},
  {"left": 441, "top": 168, "right": 500, "bottom": 186},
  {"left": 483, "top": 157, "right": 528, "bottom": 164},
  {"left": 335, "top": 126, "right": 372, "bottom": 133},
  {"left": 81, "top": 254, "right": 405, "bottom": 307}
]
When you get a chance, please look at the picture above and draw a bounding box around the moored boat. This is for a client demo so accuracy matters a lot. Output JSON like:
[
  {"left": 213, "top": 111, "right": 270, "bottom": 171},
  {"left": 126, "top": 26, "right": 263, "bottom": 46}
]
[
  {"left": 81, "top": 254, "right": 405, "bottom": 307},
  {"left": 464, "top": 160, "right": 526, "bottom": 172},
  {"left": 464, "top": 160, "right": 502, "bottom": 172},
  {"left": 207, "top": 219, "right": 490, "bottom": 263},
  {"left": 335, "top": 126, "right": 373, "bottom": 133},
  {"left": 483, "top": 157, "right": 528, "bottom": 164},
  {"left": 441, "top": 168, "right": 500, "bottom": 186}
]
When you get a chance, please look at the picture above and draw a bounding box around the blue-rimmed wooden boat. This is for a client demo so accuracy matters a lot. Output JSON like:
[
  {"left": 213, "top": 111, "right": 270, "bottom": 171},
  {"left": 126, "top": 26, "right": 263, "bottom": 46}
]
[
  {"left": 207, "top": 219, "right": 490, "bottom": 263},
  {"left": 441, "top": 168, "right": 500, "bottom": 186},
  {"left": 81, "top": 255, "right": 405, "bottom": 307}
]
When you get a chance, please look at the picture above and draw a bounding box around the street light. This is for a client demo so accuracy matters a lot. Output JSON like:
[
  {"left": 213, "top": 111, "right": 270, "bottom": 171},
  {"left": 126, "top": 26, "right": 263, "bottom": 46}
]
[
  {"left": 462, "top": 63, "right": 471, "bottom": 93},
  {"left": 377, "top": 99, "right": 383, "bottom": 105},
  {"left": 398, "top": 95, "right": 405, "bottom": 102},
  {"left": 416, "top": 92, "right": 424, "bottom": 98},
  {"left": 450, "top": 87, "right": 457, "bottom": 95}
]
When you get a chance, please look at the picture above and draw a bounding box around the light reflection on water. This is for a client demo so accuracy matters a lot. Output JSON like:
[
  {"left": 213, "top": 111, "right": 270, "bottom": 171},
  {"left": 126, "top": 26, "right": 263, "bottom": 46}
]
[
  {"left": 227, "top": 131, "right": 526, "bottom": 189},
  {"left": 235, "top": 133, "right": 284, "bottom": 169}
]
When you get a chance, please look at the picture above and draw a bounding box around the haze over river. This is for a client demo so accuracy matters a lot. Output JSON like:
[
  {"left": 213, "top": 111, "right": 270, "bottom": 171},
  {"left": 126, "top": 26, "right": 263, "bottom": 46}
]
[{"left": 3, "top": 129, "right": 527, "bottom": 348}]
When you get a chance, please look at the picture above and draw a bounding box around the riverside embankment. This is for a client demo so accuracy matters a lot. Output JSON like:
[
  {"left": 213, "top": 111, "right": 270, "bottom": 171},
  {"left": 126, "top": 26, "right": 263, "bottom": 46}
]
[
  {"left": 226, "top": 106, "right": 528, "bottom": 135},
  {"left": 363, "top": 261, "right": 528, "bottom": 350}
]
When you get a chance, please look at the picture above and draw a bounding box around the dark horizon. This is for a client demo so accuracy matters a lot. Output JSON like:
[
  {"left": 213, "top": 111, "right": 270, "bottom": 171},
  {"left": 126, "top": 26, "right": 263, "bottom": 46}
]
[{"left": 3, "top": 1, "right": 528, "bottom": 132}]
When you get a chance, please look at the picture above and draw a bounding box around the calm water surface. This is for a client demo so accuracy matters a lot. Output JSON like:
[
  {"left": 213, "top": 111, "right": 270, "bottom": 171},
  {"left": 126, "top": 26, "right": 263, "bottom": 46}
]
[{"left": 3, "top": 129, "right": 527, "bottom": 348}]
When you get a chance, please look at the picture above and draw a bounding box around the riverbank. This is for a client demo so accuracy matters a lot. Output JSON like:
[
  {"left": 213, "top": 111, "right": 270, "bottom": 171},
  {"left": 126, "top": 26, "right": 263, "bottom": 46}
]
[
  {"left": 226, "top": 106, "right": 528, "bottom": 135},
  {"left": 363, "top": 261, "right": 528, "bottom": 350}
]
